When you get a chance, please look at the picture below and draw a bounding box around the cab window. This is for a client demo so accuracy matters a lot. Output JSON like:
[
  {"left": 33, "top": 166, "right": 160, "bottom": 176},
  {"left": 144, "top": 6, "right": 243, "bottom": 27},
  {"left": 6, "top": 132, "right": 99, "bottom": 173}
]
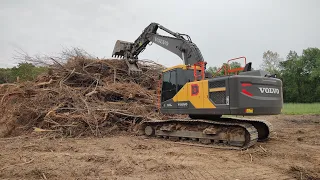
[{"left": 161, "top": 70, "right": 177, "bottom": 102}]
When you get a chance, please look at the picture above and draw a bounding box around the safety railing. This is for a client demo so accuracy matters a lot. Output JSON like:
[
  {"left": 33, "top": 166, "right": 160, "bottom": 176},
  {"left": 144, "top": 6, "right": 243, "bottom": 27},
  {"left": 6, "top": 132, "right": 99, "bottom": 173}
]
[
  {"left": 213, "top": 56, "right": 247, "bottom": 77},
  {"left": 193, "top": 61, "right": 206, "bottom": 81}
]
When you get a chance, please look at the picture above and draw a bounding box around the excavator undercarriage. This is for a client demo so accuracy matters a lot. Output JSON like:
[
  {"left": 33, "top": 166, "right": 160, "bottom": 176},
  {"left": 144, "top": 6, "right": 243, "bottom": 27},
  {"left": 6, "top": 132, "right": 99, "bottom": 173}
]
[{"left": 140, "top": 117, "right": 272, "bottom": 150}]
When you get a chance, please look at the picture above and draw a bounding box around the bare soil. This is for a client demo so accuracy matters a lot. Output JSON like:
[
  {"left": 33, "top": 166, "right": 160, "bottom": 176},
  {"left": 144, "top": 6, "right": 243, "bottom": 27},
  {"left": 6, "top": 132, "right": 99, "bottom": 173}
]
[{"left": 0, "top": 115, "right": 319, "bottom": 180}]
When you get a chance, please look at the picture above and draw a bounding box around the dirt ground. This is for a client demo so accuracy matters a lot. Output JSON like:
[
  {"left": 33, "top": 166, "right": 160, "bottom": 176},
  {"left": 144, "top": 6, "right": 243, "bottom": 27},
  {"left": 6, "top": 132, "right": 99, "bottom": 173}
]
[{"left": 0, "top": 115, "right": 319, "bottom": 180}]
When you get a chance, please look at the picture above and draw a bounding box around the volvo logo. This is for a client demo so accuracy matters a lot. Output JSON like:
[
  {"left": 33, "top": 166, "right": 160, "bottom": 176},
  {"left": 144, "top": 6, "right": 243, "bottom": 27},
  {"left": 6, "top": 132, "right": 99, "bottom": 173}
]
[
  {"left": 154, "top": 37, "right": 169, "bottom": 46},
  {"left": 259, "top": 87, "right": 279, "bottom": 94}
]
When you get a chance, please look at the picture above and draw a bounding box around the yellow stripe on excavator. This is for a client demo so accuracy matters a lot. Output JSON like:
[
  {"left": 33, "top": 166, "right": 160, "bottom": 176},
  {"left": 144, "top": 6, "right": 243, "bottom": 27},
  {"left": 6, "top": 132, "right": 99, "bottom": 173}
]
[
  {"left": 162, "top": 65, "right": 202, "bottom": 72},
  {"left": 172, "top": 80, "right": 216, "bottom": 108},
  {"left": 209, "top": 87, "right": 226, "bottom": 92}
]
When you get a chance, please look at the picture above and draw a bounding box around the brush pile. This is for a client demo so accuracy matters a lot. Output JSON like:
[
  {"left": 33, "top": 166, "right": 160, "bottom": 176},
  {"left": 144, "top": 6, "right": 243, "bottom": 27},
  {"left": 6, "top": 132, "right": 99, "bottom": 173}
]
[{"left": 0, "top": 49, "right": 182, "bottom": 138}]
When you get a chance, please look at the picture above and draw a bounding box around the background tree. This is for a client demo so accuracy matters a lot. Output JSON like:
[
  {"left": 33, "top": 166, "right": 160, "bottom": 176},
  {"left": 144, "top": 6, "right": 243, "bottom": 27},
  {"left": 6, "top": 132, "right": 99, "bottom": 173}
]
[
  {"left": 260, "top": 50, "right": 281, "bottom": 75},
  {"left": 0, "top": 68, "right": 12, "bottom": 83},
  {"left": 299, "top": 48, "right": 320, "bottom": 102},
  {"left": 279, "top": 50, "right": 301, "bottom": 102},
  {"left": 206, "top": 62, "right": 242, "bottom": 77},
  {"left": 230, "top": 62, "right": 242, "bottom": 69},
  {"left": 206, "top": 66, "right": 218, "bottom": 75},
  {"left": 0, "top": 62, "right": 47, "bottom": 83},
  {"left": 279, "top": 48, "right": 320, "bottom": 103}
]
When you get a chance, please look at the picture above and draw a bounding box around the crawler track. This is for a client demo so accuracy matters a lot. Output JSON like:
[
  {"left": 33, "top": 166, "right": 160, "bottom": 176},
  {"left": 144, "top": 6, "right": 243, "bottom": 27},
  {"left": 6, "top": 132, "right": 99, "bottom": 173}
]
[
  {"left": 229, "top": 117, "right": 273, "bottom": 142},
  {"left": 141, "top": 118, "right": 269, "bottom": 150}
]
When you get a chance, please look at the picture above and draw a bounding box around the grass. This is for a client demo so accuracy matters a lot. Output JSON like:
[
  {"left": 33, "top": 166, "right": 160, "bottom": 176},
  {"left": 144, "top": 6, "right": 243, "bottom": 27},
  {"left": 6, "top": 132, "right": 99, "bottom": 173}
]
[{"left": 282, "top": 103, "right": 320, "bottom": 115}]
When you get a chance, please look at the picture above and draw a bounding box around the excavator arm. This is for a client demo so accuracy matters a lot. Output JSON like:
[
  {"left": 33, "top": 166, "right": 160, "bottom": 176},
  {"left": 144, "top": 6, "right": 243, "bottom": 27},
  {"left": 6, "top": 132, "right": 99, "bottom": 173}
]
[{"left": 112, "top": 22, "right": 205, "bottom": 73}]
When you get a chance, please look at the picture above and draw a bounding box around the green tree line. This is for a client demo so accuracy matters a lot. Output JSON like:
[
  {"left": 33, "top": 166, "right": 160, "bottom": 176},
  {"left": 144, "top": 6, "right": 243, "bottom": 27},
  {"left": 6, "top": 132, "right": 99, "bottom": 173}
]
[
  {"left": 0, "top": 62, "right": 47, "bottom": 83},
  {"left": 278, "top": 48, "right": 320, "bottom": 103},
  {"left": 206, "top": 62, "right": 243, "bottom": 76},
  {"left": 258, "top": 48, "right": 320, "bottom": 103}
]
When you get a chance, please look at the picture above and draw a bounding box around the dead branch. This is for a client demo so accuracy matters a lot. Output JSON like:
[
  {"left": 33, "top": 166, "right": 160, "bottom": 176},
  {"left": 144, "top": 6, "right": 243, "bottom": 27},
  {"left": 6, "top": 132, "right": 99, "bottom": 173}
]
[
  {"left": 35, "top": 79, "right": 53, "bottom": 87},
  {"left": 0, "top": 52, "right": 179, "bottom": 138},
  {"left": 259, "top": 145, "right": 267, "bottom": 152}
]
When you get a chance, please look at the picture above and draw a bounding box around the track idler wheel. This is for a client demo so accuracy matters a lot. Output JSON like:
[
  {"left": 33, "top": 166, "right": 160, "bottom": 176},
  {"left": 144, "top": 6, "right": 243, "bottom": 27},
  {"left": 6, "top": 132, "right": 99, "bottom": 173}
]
[{"left": 144, "top": 126, "right": 155, "bottom": 136}]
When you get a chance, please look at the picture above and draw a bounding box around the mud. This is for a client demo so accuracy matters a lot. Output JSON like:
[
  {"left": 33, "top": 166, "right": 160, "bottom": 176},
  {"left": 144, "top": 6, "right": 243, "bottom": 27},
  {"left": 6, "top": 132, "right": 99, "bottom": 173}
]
[{"left": 0, "top": 115, "right": 319, "bottom": 180}]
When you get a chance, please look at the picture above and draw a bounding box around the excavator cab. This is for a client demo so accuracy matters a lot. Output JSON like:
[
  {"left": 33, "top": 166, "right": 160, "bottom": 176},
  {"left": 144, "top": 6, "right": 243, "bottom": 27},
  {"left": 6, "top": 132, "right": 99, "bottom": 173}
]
[{"left": 112, "top": 40, "right": 142, "bottom": 75}]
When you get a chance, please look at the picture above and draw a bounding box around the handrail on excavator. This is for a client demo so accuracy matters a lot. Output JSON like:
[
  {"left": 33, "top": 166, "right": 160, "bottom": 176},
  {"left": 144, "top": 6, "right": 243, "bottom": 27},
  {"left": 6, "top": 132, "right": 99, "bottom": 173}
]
[
  {"left": 227, "top": 56, "right": 247, "bottom": 65},
  {"left": 212, "top": 56, "right": 247, "bottom": 77}
]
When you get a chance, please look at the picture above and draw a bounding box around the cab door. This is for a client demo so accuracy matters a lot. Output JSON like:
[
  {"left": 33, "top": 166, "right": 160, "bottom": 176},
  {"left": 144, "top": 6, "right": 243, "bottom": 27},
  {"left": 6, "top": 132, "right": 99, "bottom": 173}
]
[{"left": 161, "top": 69, "right": 177, "bottom": 109}]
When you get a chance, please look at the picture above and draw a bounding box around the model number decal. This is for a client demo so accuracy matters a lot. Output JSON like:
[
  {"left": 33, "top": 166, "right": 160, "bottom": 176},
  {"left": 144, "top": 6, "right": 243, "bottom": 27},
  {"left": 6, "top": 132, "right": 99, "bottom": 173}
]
[
  {"left": 178, "top": 102, "right": 188, "bottom": 107},
  {"left": 154, "top": 37, "right": 169, "bottom": 46}
]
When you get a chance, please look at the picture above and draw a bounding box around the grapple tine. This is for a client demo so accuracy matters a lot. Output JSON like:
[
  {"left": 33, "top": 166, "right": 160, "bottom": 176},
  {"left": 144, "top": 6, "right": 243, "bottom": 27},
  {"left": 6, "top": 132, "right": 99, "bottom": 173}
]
[
  {"left": 112, "top": 40, "right": 134, "bottom": 57},
  {"left": 112, "top": 40, "right": 142, "bottom": 75}
]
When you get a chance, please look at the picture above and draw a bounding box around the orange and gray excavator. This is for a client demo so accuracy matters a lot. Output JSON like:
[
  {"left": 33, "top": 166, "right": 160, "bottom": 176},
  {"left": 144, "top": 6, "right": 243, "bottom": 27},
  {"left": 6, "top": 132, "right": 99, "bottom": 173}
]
[{"left": 112, "top": 22, "right": 283, "bottom": 149}]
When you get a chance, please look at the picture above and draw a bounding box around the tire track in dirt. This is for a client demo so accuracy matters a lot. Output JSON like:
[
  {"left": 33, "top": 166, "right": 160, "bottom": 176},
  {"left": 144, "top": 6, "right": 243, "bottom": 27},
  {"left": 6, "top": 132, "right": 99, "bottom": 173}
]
[
  {"left": 150, "top": 149, "right": 202, "bottom": 180},
  {"left": 164, "top": 150, "right": 203, "bottom": 180},
  {"left": 161, "top": 149, "right": 228, "bottom": 179},
  {"left": 202, "top": 169, "right": 223, "bottom": 180},
  {"left": 161, "top": 154, "right": 182, "bottom": 180},
  {"left": 192, "top": 169, "right": 210, "bottom": 180},
  {"left": 168, "top": 149, "right": 226, "bottom": 179},
  {"left": 166, "top": 151, "right": 292, "bottom": 180}
]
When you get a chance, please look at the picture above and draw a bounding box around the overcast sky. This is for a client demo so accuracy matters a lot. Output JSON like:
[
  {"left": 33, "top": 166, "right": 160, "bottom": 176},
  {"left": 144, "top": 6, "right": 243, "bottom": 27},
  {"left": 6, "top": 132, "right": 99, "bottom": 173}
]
[{"left": 1, "top": 0, "right": 319, "bottom": 69}]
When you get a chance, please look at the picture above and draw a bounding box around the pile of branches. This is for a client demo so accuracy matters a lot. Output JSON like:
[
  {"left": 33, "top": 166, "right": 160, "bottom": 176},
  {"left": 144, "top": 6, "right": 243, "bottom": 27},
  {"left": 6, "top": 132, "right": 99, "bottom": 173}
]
[{"left": 0, "top": 49, "right": 181, "bottom": 138}]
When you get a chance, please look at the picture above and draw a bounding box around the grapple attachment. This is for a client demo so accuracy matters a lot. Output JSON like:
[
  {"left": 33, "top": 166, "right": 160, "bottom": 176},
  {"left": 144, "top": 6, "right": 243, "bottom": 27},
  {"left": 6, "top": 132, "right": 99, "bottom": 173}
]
[
  {"left": 112, "top": 40, "right": 133, "bottom": 58},
  {"left": 112, "top": 40, "right": 142, "bottom": 75}
]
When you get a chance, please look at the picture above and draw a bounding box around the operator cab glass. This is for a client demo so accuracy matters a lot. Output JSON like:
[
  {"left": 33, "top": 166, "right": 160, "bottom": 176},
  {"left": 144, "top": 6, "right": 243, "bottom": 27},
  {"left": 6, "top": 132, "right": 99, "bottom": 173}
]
[{"left": 161, "top": 68, "right": 201, "bottom": 102}]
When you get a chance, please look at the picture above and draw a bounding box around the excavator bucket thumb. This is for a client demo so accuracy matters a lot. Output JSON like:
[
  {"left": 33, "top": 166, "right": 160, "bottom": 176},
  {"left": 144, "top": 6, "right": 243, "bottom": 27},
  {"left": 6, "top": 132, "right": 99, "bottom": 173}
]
[
  {"left": 124, "top": 59, "right": 142, "bottom": 75},
  {"left": 112, "top": 40, "right": 142, "bottom": 75}
]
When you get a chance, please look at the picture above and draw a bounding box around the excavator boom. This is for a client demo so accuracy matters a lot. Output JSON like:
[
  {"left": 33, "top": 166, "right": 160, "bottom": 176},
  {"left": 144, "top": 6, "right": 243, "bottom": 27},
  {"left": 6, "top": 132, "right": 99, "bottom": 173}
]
[{"left": 112, "top": 22, "right": 205, "bottom": 74}]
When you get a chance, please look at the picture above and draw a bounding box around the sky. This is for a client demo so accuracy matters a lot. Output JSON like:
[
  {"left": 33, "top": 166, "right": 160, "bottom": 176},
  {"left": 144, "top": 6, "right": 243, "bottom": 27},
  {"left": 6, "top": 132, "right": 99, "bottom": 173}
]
[{"left": 0, "top": 0, "right": 319, "bottom": 69}]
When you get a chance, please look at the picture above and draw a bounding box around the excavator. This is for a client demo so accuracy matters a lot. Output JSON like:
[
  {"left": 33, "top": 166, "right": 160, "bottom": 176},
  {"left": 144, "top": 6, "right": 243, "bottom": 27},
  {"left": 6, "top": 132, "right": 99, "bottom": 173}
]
[{"left": 112, "top": 22, "right": 283, "bottom": 149}]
